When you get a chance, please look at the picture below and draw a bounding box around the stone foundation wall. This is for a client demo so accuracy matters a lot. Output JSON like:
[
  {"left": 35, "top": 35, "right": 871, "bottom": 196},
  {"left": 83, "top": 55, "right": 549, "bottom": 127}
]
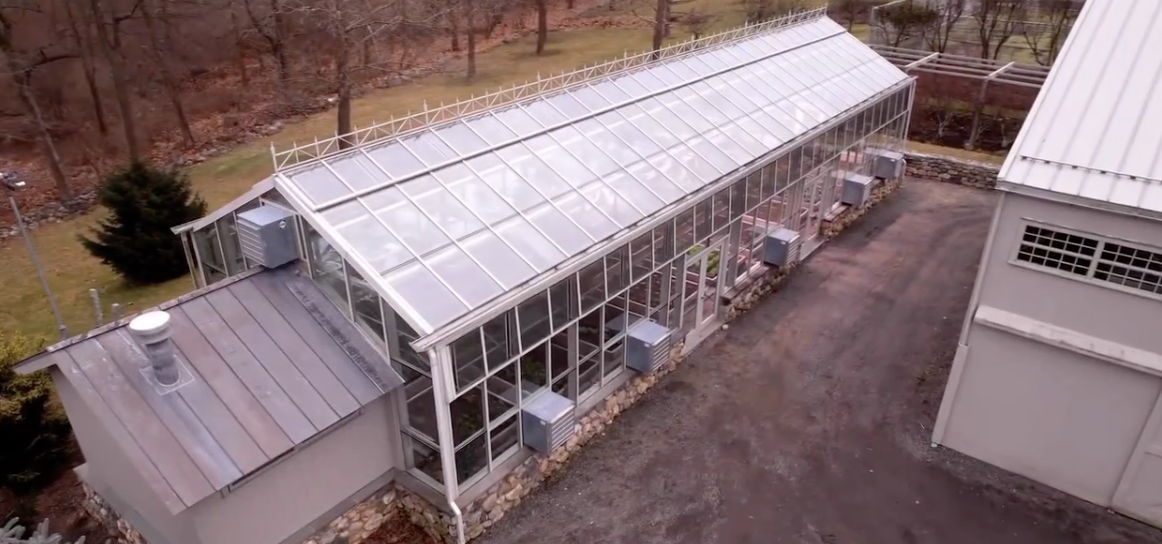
[
  {"left": 302, "top": 488, "right": 400, "bottom": 544},
  {"left": 79, "top": 482, "right": 145, "bottom": 544},
  {"left": 903, "top": 152, "right": 1000, "bottom": 190}
]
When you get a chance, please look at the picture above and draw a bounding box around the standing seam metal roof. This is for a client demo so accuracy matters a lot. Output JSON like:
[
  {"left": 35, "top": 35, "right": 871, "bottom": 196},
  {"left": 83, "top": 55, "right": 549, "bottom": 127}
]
[
  {"left": 1000, "top": 0, "right": 1162, "bottom": 214},
  {"left": 274, "top": 14, "right": 909, "bottom": 336}
]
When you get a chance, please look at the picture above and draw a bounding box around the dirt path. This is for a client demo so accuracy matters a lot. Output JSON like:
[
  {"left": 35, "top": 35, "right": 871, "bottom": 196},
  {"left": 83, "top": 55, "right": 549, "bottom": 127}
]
[{"left": 476, "top": 179, "right": 1162, "bottom": 544}]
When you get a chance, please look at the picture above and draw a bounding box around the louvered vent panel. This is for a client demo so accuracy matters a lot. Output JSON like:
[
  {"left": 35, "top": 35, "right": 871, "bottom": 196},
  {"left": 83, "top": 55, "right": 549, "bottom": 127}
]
[
  {"left": 626, "top": 320, "right": 673, "bottom": 373},
  {"left": 235, "top": 206, "right": 299, "bottom": 269},
  {"left": 763, "top": 227, "right": 801, "bottom": 267},
  {"left": 521, "top": 391, "right": 574, "bottom": 454},
  {"left": 841, "top": 173, "right": 876, "bottom": 207}
]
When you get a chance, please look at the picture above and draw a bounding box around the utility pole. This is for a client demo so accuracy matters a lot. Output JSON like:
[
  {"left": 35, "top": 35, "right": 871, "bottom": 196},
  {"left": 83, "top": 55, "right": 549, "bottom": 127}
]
[{"left": 2, "top": 172, "right": 67, "bottom": 340}]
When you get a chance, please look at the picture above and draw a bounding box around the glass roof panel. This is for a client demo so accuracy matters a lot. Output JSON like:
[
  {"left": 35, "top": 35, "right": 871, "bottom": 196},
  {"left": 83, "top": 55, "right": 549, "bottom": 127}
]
[
  {"left": 647, "top": 149, "right": 703, "bottom": 192},
  {"left": 385, "top": 261, "right": 466, "bottom": 330},
  {"left": 735, "top": 114, "right": 784, "bottom": 149},
  {"left": 398, "top": 171, "right": 441, "bottom": 199},
  {"left": 693, "top": 81, "right": 748, "bottom": 120},
  {"left": 697, "top": 51, "right": 728, "bottom": 71},
  {"left": 434, "top": 121, "right": 489, "bottom": 156},
  {"left": 711, "top": 74, "right": 763, "bottom": 114},
  {"left": 719, "top": 121, "right": 768, "bottom": 157},
  {"left": 494, "top": 216, "right": 564, "bottom": 272},
  {"left": 663, "top": 143, "right": 720, "bottom": 183},
  {"left": 630, "top": 69, "right": 667, "bottom": 92},
  {"left": 410, "top": 180, "right": 485, "bottom": 240},
  {"left": 577, "top": 180, "right": 642, "bottom": 227},
  {"left": 589, "top": 81, "right": 630, "bottom": 104},
  {"left": 640, "top": 98, "right": 698, "bottom": 140},
  {"left": 466, "top": 113, "right": 517, "bottom": 145},
  {"left": 493, "top": 106, "right": 543, "bottom": 137},
  {"left": 427, "top": 245, "right": 502, "bottom": 307},
  {"left": 767, "top": 100, "right": 812, "bottom": 134},
  {"left": 604, "top": 169, "right": 664, "bottom": 214},
  {"left": 706, "top": 128, "right": 755, "bottom": 164},
  {"left": 526, "top": 203, "right": 592, "bottom": 256},
  {"left": 553, "top": 191, "right": 618, "bottom": 240},
  {"left": 366, "top": 142, "right": 425, "bottom": 180},
  {"left": 548, "top": 125, "right": 620, "bottom": 177},
  {"left": 328, "top": 152, "right": 388, "bottom": 192},
  {"left": 402, "top": 130, "right": 456, "bottom": 166},
  {"left": 680, "top": 55, "right": 715, "bottom": 76},
  {"left": 461, "top": 231, "right": 535, "bottom": 289},
  {"left": 543, "top": 93, "right": 588, "bottom": 120},
  {"left": 434, "top": 164, "right": 517, "bottom": 225},
  {"left": 688, "top": 135, "right": 735, "bottom": 173},
  {"left": 644, "top": 64, "right": 681, "bottom": 87},
  {"left": 291, "top": 164, "right": 351, "bottom": 206},
  {"left": 790, "top": 89, "right": 831, "bottom": 122},
  {"left": 522, "top": 134, "right": 597, "bottom": 188},
  {"left": 712, "top": 46, "right": 746, "bottom": 65},
  {"left": 721, "top": 42, "right": 756, "bottom": 62},
  {"left": 365, "top": 187, "right": 451, "bottom": 256},
  {"left": 469, "top": 154, "right": 545, "bottom": 212},
  {"left": 495, "top": 142, "right": 572, "bottom": 197},
  {"left": 523, "top": 100, "right": 568, "bottom": 127},
  {"left": 658, "top": 92, "right": 715, "bottom": 133},
  {"left": 574, "top": 119, "right": 643, "bottom": 167},
  {"left": 322, "top": 201, "right": 411, "bottom": 273},
  {"left": 626, "top": 160, "right": 685, "bottom": 203},
  {"left": 570, "top": 85, "right": 611, "bottom": 111},
  {"left": 735, "top": 39, "right": 768, "bottom": 59},
  {"left": 597, "top": 111, "right": 662, "bottom": 158},
  {"left": 675, "top": 86, "right": 732, "bottom": 126},
  {"left": 618, "top": 104, "right": 680, "bottom": 149},
  {"left": 610, "top": 75, "right": 649, "bottom": 98},
  {"left": 665, "top": 59, "right": 699, "bottom": 82}
]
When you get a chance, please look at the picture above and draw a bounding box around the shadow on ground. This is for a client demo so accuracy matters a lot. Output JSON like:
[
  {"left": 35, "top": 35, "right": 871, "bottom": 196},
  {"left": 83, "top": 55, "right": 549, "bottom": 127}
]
[{"left": 476, "top": 179, "right": 1162, "bottom": 544}]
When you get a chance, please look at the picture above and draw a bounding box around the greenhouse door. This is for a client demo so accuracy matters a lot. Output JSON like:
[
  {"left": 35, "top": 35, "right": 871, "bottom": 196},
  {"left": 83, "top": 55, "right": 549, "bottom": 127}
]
[
  {"left": 681, "top": 243, "right": 722, "bottom": 340},
  {"left": 799, "top": 169, "right": 832, "bottom": 257}
]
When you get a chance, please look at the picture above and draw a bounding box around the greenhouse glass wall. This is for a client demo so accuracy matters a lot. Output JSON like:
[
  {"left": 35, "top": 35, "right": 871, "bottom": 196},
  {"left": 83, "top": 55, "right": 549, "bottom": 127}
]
[{"left": 173, "top": 11, "right": 913, "bottom": 499}]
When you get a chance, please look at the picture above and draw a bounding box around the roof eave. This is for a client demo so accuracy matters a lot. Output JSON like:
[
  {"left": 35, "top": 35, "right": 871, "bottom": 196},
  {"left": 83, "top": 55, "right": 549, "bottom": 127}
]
[{"left": 997, "top": 180, "right": 1162, "bottom": 223}]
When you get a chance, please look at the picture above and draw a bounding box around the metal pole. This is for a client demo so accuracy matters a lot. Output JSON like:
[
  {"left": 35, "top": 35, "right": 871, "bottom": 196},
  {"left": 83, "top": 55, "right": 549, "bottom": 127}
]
[{"left": 5, "top": 184, "right": 67, "bottom": 340}]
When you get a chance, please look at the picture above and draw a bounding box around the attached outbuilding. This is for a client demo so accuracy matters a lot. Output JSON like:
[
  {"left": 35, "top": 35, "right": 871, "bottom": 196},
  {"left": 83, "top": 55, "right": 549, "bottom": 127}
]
[
  {"left": 19, "top": 9, "right": 914, "bottom": 544},
  {"left": 932, "top": 0, "right": 1162, "bottom": 529}
]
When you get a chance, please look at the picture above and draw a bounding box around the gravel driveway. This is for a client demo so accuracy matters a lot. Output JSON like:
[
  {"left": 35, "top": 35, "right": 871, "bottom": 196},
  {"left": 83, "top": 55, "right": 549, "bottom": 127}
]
[{"left": 477, "top": 178, "right": 1162, "bottom": 544}]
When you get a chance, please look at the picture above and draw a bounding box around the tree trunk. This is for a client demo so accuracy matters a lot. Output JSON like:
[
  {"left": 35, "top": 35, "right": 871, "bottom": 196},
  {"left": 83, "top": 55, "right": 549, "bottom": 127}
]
[
  {"left": 89, "top": 0, "right": 141, "bottom": 161},
  {"left": 336, "top": 34, "right": 353, "bottom": 149},
  {"left": 966, "top": 80, "right": 989, "bottom": 150},
  {"left": 141, "top": 0, "right": 194, "bottom": 146},
  {"left": 466, "top": 0, "right": 477, "bottom": 78},
  {"left": 450, "top": 12, "right": 461, "bottom": 52},
  {"left": 535, "top": 0, "right": 547, "bottom": 55},
  {"left": 662, "top": 0, "right": 671, "bottom": 39},
  {"left": 65, "top": 1, "right": 109, "bottom": 134},
  {"left": 230, "top": 4, "right": 250, "bottom": 87},
  {"left": 269, "top": 0, "right": 290, "bottom": 85},
  {"left": 651, "top": 0, "right": 666, "bottom": 58}
]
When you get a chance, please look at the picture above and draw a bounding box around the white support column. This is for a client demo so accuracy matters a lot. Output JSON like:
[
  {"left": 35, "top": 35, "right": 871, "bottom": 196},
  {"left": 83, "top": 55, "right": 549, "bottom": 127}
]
[{"left": 428, "top": 346, "right": 467, "bottom": 544}]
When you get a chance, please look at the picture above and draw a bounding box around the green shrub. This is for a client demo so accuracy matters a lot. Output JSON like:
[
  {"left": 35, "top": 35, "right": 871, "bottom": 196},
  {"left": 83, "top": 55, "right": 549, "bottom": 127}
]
[
  {"left": 1, "top": 517, "right": 85, "bottom": 544},
  {"left": 0, "top": 331, "right": 71, "bottom": 494},
  {"left": 78, "top": 161, "right": 207, "bottom": 285}
]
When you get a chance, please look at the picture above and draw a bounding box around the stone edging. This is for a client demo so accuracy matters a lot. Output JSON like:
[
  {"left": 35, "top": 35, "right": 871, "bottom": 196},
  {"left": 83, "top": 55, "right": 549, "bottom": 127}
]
[{"left": 903, "top": 152, "right": 1000, "bottom": 190}]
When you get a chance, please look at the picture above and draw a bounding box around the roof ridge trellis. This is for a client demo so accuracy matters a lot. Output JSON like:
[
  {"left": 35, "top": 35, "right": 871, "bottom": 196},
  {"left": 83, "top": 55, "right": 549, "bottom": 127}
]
[{"left": 269, "top": 6, "right": 829, "bottom": 172}]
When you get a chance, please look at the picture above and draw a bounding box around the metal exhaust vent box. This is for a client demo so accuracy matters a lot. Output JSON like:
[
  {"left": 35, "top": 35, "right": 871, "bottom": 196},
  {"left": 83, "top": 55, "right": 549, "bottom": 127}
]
[
  {"left": 841, "top": 173, "right": 876, "bottom": 207},
  {"left": 869, "top": 149, "right": 906, "bottom": 180},
  {"left": 626, "top": 319, "right": 673, "bottom": 373},
  {"left": 521, "top": 391, "right": 575, "bottom": 454},
  {"left": 763, "top": 227, "right": 801, "bottom": 267},
  {"left": 236, "top": 206, "right": 300, "bottom": 269}
]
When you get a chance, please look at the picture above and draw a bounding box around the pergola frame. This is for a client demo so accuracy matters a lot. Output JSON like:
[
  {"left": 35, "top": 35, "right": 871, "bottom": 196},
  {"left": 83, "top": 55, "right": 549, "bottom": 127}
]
[{"left": 872, "top": 45, "right": 1050, "bottom": 89}]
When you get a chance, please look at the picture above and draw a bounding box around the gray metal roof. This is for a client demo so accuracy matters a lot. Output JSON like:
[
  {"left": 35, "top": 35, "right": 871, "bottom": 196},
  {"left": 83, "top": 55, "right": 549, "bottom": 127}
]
[{"left": 34, "top": 267, "right": 399, "bottom": 513}]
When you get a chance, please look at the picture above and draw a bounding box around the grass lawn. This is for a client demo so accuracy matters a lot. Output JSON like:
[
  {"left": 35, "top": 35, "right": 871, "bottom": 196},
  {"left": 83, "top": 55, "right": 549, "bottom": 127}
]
[{"left": 0, "top": 11, "right": 1002, "bottom": 341}]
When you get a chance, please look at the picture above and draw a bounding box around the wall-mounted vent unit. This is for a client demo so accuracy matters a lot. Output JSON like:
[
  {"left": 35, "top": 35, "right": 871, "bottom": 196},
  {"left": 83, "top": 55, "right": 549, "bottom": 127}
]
[
  {"left": 763, "top": 227, "right": 801, "bottom": 267},
  {"left": 237, "top": 206, "right": 299, "bottom": 269},
  {"left": 870, "top": 149, "right": 906, "bottom": 180},
  {"left": 626, "top": 320, "right": 673, "bottom": 373},
  {"left": 841, "top": 173, "right": 876, "bottom": 207},
  {"left": 521, "top": 391, "right": 575, "bottom": 454}
]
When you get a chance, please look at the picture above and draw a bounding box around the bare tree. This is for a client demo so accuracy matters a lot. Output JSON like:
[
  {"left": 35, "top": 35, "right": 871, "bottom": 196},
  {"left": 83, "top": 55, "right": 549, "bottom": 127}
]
[
  {"left": 140, "top": 0, "right": 194, "bottom": 145},
  {"left": 873, "top": 1, "right": 939, "bottom": 48},
  {"left": 678, "top": 8, "right": 716, "bottom": 40},
  {"left": 832, "top": 0, "right": 868, "bottom": 31},
  {"left": 924, "top": 92, "right": 957, "bottom": 141},
  {"left": 971, "top": 0, "right": 1026, "bottom": 60},
  {"left": 243, "top": 0, "right": 291, "bottom": 89},
  {"left": 464, "top": 0, "right": 475, "bottom": 77},
  {"left": 62, "top": 0, "right": 108, "bottom": 134},
  {"left": 924, "top": 0, "right": 966, "bottom": 53},
  {"left": 649, "top": 0, "right": 664, "bottom": 56},
  {"left": 534, "top": 0, "right": 546, "bottom": 55},
  {"left": 0, "top": 3, "right": 74, "bottom": 199},
  {"left": 88, "top": 0, "right": 143, "bottom": 161},
  {"left": 1022, "top": 0, "right": 1079, "bottom": 66}
]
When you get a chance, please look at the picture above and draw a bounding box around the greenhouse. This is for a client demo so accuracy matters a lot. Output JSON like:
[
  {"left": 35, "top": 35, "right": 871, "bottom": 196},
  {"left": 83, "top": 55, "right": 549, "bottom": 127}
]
[{"left": 172, "top": 9, "right": 913, "bottom": 502}]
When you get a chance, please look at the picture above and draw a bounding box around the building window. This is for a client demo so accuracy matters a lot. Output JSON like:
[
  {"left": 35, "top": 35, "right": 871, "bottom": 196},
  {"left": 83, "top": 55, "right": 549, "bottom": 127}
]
[
  {"left": 1095, "top": 243, "right": 1162, "bottom": 295},
  {"left": 1015, "top": 225, "right": 1097, "bottom": 276}
]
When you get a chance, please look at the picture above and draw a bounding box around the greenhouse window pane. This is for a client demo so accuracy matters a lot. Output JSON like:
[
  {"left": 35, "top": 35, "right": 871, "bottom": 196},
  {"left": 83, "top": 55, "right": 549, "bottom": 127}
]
[
  {"left": 790, "top": 89, "right": 829, "bottom": 124},
  {"left": 747, "top": 109, "right": 794, "bottom": 144},
  {"left": 450, "top": 386, "right": 485, "bottom": 445},
  {"left": 427, "top": 245, "right": 502, "bottom": 308},
  {"left": 494, "top": 216, "right": 564, "bottom": 272},
  {"left": 734, "top": 115, "right": 781, "bottom": 151},
  {"left": 489, "top": 410, "right": 520, "bottom": 461},
  {"left": 689, "top": 53, "right": 723, "bottom": 72},
  {"left": 496, "top": 142, "right": 571, "bottom": 197},
  {"left": 483, "top": 312, "right": 516, "bottom": 371},
  {"left": 411, "top": 183, "right": 484, "bottom": 240},
  {"left": 322, "top": 201, "right": 411, "bottom": 273},
  {"left": 347, "top": 267, "right": 386, "bottom": 351},
  {"left": 575, "top": 119, "right": 642, "bottom": 167},
  {"left": 721, "top": 42, "right": 754, "bottom": 62},
  {"left": 578, "top": 259, "right": 605, "bottom": 313},
  {"left": 290, "top": 164, "right": 350, "bottom": 206},
  {"left": 550, "top": 276, "right": 578, "bottom": 330},
  {"left": 434, "top": 164, "right": 517, "bottom": 225},
  {"left": 493, "top": 106, "right": 543, "bottom": 137},
  {"left": 604, "top": 170, "right": 664, "bottom": 216},
  {"left": 401, "top": 130, "right": 456, "bottom": 166},
  {"left": 327, "top": 152, "right": 388, "bottom": 192},
  {"left": 466, "top": 113, "right": 517, "bottom": 145},
  {"left": 578, "top": 180, "right": 641, "bottom": 227},
  {"left": 386, "top": 261, "right": 466, "bottom": 329},
  {"left": 659, "top": 93, "right": 715, "bottom": 133},
  {"left": 364, "top": 188, "right": 451, "bottom": 256},
  {"left": 435, "top": 121, "right": 488, "bottom": 156},
  {"left": 553, "top": 192, "right": 617, "bottom": 241},
  {"left": 711, "top": 75, "right": 762, "bottom": 114},
  {"left": 398, "top": 171, "right": 441, "bottom": 199},
  {"left": 522, "top": 135, "right": 596, "bottom": 188},
  {"left": 675, "top": 87, "right": 730, "bottom": 126},
  {"left": 663, "top": 60, "right": 698, "bottom": 82},
  {"left": 719, "top": 121, "right": 768, "bottom": 157},
  {"left": 605, "top": 245, "right": 629, "bottom": 294},
  {"left": 597, "top": 111, "right": 661, "bottom": 158},
  {"left": 667, "top": 143, "right": 721, "bottom": 182},
  {"left": 543, "top": 93, "right": 588, "bottom": 120},
  {"left": 626, "top": 161, "right": 685, "bottom": 204},
  {"left": 468, "top": 153, "right": 545, "bottom": 212},
  {"left": 527, "top": 203, "right": 592, "bottom": 256},
  {"left": 695, "top": 83, "right": 746, "bottom": 120},
  {"left": 461, "top": 231, "right": 534, "bottom": 289},
  {"left": 641, "top": 98, "right": 698, "bottom": 140},
  {"left": 366, "top": 142, "right": 425, "bottom": 180},
  {"left": 549, "top": 126, "right": 619, "bottom": 177},
  {"left": 451, "top": 330, "right": 485, "bottom": 392},
  {"left": 735, "top": 40, "right": 767, "bottom": 60},
  {"left": 570, "top": 85, "right": 610, "bottom": 111},
  {"left": 646, "top": 151, "right": 702, "bottom": 192},
  {"left": 611, "top": 74, "right": 649, "bottom": 97},
  {"left": 737, "top": 66, "right": 786, "bottom": 104},
  {"left": 589, "top": 81, "right": 629, "bottom": 104},
  {"left": 630, "top": 69, "right": 667, "bottom": 92},
  {"left": 523, "top": 100, "right": 568, "bottom": 127},
  {"left": 764, "top": 102, "right": 808, "bottom": 135},
  {"left": 689, "top": 135, "right": 737, "bottom": 173},
  {"left": 517, "top": 291, "right": 551, "bottom": 349},
  {"left": 620, "top": 104, "right": 680, "bottom": 149}
]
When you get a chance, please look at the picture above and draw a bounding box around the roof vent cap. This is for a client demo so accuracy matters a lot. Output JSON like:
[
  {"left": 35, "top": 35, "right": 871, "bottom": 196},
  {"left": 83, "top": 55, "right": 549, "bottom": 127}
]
[{"left": 129, "top": 311, "right": 180, "bottom": 387}]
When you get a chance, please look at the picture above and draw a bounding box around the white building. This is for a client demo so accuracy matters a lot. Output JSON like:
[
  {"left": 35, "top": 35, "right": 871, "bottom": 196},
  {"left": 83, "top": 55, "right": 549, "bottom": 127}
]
[{"left": 932, "top": 0, "right": 1162, "bottom": 529}]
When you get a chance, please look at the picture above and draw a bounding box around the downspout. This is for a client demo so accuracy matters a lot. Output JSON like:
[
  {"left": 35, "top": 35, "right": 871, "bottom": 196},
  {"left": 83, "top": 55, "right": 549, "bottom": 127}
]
[{"left": 428, "top": 348, "right": 467, "bottom": 544}]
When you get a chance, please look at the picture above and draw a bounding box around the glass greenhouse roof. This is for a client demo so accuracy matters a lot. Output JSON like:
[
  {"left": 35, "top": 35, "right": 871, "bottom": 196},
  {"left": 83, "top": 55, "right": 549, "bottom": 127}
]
[{"left": 274, "top": 15, "right": 908, "bottom": 336}]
